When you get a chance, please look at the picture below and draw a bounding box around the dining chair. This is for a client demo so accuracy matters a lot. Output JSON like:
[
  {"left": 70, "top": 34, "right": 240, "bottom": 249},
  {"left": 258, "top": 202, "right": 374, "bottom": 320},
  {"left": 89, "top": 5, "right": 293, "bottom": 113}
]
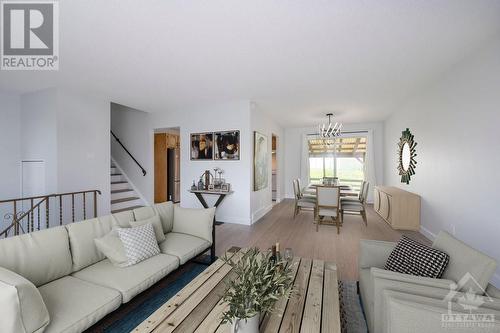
[
  {"left": 293, "top": 179, "right": 316, "bottom": 219},
  {"left": 341, "top": 180, "right": 366, "bottom": 204},
  {"left": 315, "top": 186, "right": 342, "bottom": 234},
  {"left": 341, "top": 182, "right": 370, "bottom": 225},
  {"left": 297, "top": 178, "right": 316, "bottom": 198}
]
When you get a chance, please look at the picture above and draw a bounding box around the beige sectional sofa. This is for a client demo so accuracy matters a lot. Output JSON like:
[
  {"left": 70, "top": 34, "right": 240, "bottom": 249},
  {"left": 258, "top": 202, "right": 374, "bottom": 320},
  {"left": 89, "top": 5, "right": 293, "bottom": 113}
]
[
  {"left": 359, "top": 231, "right": 500, "bottom": 333},
  {"left": 0, "top": 202, "right": 215, "bottom": 333}
]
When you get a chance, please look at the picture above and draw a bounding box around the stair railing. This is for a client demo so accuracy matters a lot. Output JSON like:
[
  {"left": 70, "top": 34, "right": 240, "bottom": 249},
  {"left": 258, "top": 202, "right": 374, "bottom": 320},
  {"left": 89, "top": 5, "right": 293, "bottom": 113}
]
[
  {"left": 111, "top": 130, "right": 147, "bottom": 176},
  {"left": 0, "top": 189, "right": 101, "bottom": 239}
]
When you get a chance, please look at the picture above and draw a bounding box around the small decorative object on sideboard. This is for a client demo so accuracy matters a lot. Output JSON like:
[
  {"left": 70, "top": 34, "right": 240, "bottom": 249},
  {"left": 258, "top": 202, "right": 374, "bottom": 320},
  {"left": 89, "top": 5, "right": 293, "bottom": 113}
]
[
  {"left": 191, "top": 181, "right": 197, "bottom": 191},
  {"left": 221, "top": 183, "right": 231, "bottom": 192},
  {"left": 221, "top": 248, "right": 294, "bottom": 333},
  {"left": 397, "top": 128, "right": 417, "bottom": 184}
]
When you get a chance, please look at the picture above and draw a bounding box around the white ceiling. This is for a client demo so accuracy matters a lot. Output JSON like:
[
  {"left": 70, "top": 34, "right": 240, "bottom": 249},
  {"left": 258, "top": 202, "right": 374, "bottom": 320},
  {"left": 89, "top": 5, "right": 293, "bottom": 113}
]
[{"left": 1, "top": 0, "right": 500, "bottom": 127}]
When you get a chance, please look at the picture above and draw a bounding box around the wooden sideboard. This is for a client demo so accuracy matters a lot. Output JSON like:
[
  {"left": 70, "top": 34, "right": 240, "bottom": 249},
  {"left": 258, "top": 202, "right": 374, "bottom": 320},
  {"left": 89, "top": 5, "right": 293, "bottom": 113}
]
[{"left": 373, "top": 186, "right": 421, "bottom": 231}]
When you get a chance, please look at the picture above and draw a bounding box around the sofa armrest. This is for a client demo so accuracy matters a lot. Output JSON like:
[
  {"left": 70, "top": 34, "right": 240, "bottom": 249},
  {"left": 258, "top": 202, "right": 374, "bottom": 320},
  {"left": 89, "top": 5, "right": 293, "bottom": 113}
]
[
  {"left": 359, "top": 239, "right": 396, "bottom": 269},
  {"left": 0, "top": 267, "right": 50, "bottom": 333},
  {"left": 371, "top": 267, "right": 456, "bottom": 290},
  {"left": 172, "top": 206, "right": 216, "bottom": 243}
]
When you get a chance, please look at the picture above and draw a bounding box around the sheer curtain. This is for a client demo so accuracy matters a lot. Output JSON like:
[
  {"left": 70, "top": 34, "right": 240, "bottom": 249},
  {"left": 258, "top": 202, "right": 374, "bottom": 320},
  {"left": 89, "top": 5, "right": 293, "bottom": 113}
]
[
  {"left": 364, "top": 129, "right": 377, "bottom": 203},
  {"left": 300, "top": 133, "right": 310, "bottom": 187}
]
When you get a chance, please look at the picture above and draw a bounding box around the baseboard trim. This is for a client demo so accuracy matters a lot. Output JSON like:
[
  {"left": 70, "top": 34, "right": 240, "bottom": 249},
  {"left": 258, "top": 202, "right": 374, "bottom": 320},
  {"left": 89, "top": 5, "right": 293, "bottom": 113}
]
[
  {"left": 215, "top": 215, "right": 251, "bottom": 226},
  {"left": 251, "top": 204, "right": 273, "bottom": 224},
  {"left": 420, "top": 225, "right": 436, "bottom": 241}
]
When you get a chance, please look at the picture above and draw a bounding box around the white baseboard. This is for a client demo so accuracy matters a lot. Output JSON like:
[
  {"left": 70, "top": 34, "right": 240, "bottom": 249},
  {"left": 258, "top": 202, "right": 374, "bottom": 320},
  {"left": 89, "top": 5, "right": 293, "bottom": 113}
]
[
  {"left": 251, "top": 204, "right": 273, "bottom": 224},
  {"left": 111, "top": 157, "right": 149, "bottom": 206},
  {"left": 215, "top": 214, "right": 251, "bottom": 225},
  {"left": 420, "top": 225, "right": 436, "bottom": 241}
]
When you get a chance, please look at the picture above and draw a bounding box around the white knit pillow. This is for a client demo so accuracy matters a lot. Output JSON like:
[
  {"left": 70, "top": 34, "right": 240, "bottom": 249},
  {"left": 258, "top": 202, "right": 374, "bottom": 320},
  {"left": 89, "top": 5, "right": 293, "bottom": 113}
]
[{"left": 117, "top": 223, "right": 160, "bottom": 266}]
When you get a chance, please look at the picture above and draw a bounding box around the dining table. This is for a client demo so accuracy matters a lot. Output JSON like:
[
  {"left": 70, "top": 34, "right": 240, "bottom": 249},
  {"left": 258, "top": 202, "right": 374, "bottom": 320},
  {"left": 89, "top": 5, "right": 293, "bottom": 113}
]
[{"left": 308, "top": 183, "right": 359, "bottom": 197}]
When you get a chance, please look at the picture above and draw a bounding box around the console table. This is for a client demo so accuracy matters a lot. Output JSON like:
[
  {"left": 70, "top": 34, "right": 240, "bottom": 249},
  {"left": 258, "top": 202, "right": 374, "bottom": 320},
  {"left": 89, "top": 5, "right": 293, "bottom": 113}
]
[{"left": 133, "top": 247, "right": 341, "bottom": 333}]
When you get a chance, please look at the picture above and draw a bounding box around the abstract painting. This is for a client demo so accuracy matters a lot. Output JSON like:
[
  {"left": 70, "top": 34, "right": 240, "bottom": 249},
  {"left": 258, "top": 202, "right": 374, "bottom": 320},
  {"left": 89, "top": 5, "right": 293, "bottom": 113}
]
[
  {"left": 190, "top": 133, "right": 213, "bottom": 160},
  {"left": 253, "top": 131, "right": 268, "bottom": 191},
  {"left": 214, "top": 130, "right": 240, "bottom": 160}
]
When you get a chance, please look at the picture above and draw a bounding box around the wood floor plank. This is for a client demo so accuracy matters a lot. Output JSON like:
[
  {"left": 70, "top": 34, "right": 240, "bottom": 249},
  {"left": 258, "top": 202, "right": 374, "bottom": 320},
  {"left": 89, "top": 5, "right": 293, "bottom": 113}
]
[
  {"left": 216, "top": 199, "right": 428, "bottom": 281},
  {"left": 133, "top": 248, "right": 239, "bottom": 333},
  {"left": 300, "top": 260, "right": 324, "bottom": 333},
  {"left": 322, "top": 262, "right": 341, "bottom": 333},
  {"left": 278, "top": 258, "right": 312, "bottom": 333},
  {"left": 261, "top": 256, "right": 302, "bottom": 333},
  {"left": 152, "top": 250, "right": 245, "bottom": 333}
]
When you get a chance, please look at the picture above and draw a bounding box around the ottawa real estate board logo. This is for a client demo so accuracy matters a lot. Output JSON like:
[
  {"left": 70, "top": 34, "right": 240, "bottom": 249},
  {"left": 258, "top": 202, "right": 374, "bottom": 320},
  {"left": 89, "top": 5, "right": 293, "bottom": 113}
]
[{"left": 1, "top": 0, "right": 59, "bottom": 70}]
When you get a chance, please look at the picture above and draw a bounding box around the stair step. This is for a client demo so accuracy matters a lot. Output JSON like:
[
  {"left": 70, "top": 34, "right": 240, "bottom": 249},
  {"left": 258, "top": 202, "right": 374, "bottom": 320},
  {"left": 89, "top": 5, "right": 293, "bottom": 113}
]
[
  {"left": 111, "top": 197, "right": 140, "bottom": 204},
  {"left": 110, "top": 173, "right": 122, "bottom": 176},
  {"left": 111, "top": 205, "right": 144, "bottom": 214},
  {"left": 111, "top": 189, "right": 133, "bottom": 194},
  {"left": 111, "top": 181, "right": 127, "bottom": 184}
]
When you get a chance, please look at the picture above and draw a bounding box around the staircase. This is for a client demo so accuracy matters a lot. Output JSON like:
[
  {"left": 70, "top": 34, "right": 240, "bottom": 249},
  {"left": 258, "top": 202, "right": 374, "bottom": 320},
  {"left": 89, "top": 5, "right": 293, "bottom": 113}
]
[{"left": 110, "top": 163, "right": 144, "bottom": 213}]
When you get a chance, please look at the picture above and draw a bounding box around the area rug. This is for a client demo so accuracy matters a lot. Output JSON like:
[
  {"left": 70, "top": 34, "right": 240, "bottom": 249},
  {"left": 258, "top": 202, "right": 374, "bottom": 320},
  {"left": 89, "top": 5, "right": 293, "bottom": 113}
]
[
  {"left": 84, "top": 259, "right": 210, "bottom": 333},
  {"left": 339, "top": 281, "right": 368, "bottom": 333}
]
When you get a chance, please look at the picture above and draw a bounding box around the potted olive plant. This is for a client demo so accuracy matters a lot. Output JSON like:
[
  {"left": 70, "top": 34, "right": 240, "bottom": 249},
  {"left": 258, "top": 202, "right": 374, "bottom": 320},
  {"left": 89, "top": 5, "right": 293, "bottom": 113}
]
[{"left": 221, "top": 248, "right": 295, "bottom": 333}]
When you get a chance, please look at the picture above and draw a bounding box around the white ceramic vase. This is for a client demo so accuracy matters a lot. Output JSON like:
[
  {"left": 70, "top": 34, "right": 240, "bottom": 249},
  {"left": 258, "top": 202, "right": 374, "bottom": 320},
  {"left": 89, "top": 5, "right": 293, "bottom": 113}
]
[{"left": 232, "top": 313, "right": 260, "bottom": 333}]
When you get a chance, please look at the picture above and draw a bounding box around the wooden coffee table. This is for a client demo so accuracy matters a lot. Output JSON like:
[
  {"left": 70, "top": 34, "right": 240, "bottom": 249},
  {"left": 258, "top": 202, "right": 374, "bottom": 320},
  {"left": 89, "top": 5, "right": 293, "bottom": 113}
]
[{"left": 133, "top": 247, "right": 341, "bottom": 333}]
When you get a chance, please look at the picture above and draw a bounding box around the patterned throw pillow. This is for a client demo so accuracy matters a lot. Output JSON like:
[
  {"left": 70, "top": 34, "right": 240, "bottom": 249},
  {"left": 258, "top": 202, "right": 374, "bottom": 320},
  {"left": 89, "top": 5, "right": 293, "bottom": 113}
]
[
  {"left": 385, "top": 236, "right": 449, "bottom": 278},
  {"left": 117, "top": 223, "right": 160, "bottom": 266}
]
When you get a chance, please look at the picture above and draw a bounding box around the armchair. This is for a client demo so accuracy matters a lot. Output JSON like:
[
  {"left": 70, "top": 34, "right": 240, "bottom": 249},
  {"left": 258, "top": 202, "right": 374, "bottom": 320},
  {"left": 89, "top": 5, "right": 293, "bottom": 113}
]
[{"left": 359, "top": 237, "right": 500, "bottom": 333}]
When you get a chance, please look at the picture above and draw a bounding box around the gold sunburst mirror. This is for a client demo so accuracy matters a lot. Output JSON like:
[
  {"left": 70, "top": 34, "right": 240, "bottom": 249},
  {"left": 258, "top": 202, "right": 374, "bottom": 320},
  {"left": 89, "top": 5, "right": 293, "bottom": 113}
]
[{"left": 397, "top": 128, "right": 417, "bottom": 184}]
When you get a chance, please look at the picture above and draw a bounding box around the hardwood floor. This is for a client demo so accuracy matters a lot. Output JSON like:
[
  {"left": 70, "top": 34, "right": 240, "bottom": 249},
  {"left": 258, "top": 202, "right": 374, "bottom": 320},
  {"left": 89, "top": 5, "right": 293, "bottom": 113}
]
[{"left": 215, "top": 199, "right": 428, "bottom": 281}]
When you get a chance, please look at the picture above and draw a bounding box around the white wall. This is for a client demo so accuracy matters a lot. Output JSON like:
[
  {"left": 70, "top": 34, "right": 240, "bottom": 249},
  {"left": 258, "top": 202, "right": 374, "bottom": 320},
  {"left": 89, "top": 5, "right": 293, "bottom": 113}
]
[
  {"left": 250, "top": 105, "right": 285, "bottom": 223},
  {"left": 383, "top": 39, "right": 500, "bottom": 286},
  {"left": 152, "top": 101, "right": 253, "bottom": 225},
  {"left": 20, "top": 88, "right": 110, "bottom": 219},
  {"left": 0, "top": 93, "right": 21, "bottom": 230},
  {"left": 111, "top": 103, "right": 154, "bottom": 205},
  {"left": 0, "top": 93, "right": 21, "bottom": 199},
  {"left": 283, "top": 122, "right": 384, "bottom": 199}
]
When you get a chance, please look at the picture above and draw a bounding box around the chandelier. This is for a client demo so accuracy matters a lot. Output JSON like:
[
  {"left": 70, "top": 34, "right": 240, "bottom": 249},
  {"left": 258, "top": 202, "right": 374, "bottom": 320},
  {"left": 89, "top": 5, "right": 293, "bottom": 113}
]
[{"left": 318, "top": 113, "right": 342, "bottom": 138}]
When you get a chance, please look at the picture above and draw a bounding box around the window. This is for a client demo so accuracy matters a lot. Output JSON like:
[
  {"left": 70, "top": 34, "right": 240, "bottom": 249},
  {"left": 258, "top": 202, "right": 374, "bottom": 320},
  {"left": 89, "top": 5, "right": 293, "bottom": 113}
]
[{"left": 308, "top": 136, "right": 366, "bottom": 190}]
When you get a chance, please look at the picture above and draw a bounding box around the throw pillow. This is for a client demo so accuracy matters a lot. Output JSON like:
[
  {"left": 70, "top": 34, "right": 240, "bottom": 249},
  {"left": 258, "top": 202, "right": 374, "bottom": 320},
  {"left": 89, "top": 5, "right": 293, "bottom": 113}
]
[
  {"left": 94, "top": 229, "right": 128, "bottom": 267},
  {"left": 385, "top": 236, "right": 449, "bottom": 278},
  {"left": 117, "top": 223, "right": 160, "bottom": 266},
  {"left": 130, "top": 215, "right": 165, "bottom": 243}
]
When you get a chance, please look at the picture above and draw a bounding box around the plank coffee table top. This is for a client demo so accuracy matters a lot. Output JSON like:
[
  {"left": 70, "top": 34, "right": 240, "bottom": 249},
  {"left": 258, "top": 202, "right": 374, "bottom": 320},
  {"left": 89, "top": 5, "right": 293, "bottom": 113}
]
[{"left": 133, "top": 247, "right": 341, "bottom": 333}]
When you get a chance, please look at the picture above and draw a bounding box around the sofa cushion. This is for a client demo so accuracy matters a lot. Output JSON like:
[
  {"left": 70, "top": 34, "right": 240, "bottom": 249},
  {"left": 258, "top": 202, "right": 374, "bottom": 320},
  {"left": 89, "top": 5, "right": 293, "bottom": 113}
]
[
  {"left": 130, "top": 215, "right": 165, "bottom": 243},
  {"left": 385, "top": 236, "right": 449, "bottom": 279},
  {"left": 65, "top": 216, "right": 114, "bottom": 272},
  {"left": 94, "top": 229, "right": 128, "bottom": 267},
  {"left": 159, "top": 232, "right": 211, "bottom": 265},
  {"left": 111, "top": 210, "right": 135, "bottom": 227},
  {"left": 133, "top": 206, "right": 156, "bottom": 221},
  {"left": 72, "top": 254, "right": 179, "bottom": 303},
  {"left": 154, "top": 202, "right": 174, "bottom": 233},
  {"left": 117, "top": 223, "right": 161, "bottom": 266},
  {"left": 173, "top": 206, "right": 215, "bottom": 243},
  {"left": 0, "top": 226, "right": 72, "bottom": 287},
  {"left": 39, "top": 276, "right": 121, "bottom": 333},
  {"left": 0, "top": 267, "right": 50, "bottom": 333},
  {"left": 432, "top": 231, "right": 497, "bottom": 294}
]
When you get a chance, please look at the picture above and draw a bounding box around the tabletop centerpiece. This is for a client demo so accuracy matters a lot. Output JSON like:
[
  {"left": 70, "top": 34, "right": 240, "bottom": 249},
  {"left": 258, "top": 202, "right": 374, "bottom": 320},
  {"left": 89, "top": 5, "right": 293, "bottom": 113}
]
[{"left": 221, "top": 247, "right": 295, "bottom": 333}]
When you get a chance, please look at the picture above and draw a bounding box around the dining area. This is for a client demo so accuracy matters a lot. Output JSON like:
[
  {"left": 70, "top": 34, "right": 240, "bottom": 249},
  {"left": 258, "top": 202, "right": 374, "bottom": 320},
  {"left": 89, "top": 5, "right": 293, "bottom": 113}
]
[{"left": 292, "top": 177, "right": 370, "bottom": 234}]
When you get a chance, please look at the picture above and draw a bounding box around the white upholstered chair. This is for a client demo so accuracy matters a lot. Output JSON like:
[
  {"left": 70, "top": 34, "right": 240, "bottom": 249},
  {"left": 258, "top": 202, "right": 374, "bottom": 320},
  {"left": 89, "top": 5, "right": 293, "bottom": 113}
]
[
  {"left": 293, "top": 179, "right": 316, "bottom": 219},
  {"left": 341, "top": 182, "right": 369, "bottom": 225},
  {"left": 315, "top": 186, "right": 342, "bottom": 233}
]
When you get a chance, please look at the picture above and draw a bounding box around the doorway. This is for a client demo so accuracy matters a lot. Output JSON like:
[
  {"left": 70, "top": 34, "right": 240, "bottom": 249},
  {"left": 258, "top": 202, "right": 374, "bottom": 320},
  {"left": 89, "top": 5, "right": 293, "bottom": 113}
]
[
  {"left": 154, "top": 128, "right": 180, "bottom": 203},
  {"left": 272, "top": 134, "right": 278, "bottom": 204}
]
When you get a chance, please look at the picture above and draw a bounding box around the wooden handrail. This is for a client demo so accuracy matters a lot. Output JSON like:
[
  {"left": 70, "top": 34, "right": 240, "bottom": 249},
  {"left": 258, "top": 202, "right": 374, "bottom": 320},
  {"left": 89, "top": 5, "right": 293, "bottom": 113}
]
[
  {"left": 111, "top": 130, "right": 147, "bottom": 176},
  {"left": 0, "top": 189, "right": 101, "bottom": 238}
]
